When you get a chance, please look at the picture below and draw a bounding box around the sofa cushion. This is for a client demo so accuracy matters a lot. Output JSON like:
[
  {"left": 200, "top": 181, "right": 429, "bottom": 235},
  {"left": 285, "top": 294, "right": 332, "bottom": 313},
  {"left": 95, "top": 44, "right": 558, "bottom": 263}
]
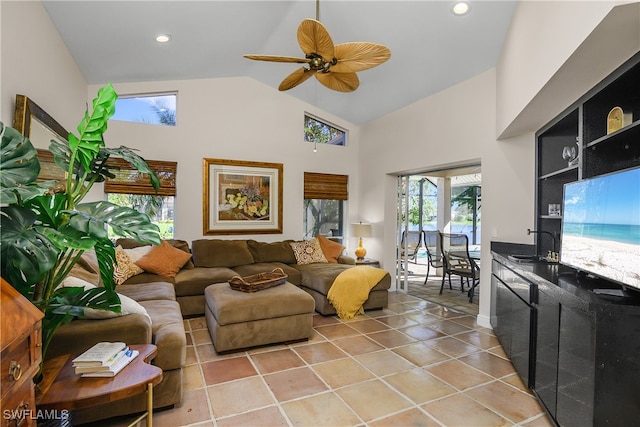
[
  {"left": 117, "top": 281, "right": 177, "bottom": 302},
  {"left": 121, "top": 272, "right": 176, "bottom": 286},
  {"left": 247, "top": 240, "right": 297, "bottom": 264},
  {"left": 174, "top": 267, "right": 238, "bottom": 297},
  {"left": 290, "top": 238, "right": 328, "bottom": 265},
  {"left": 191, "top": 239, "right": 254, "bottom": 268},
  {"left": 316, "top": 234, "right": 345, "bottom": 263},
  {"left": 138, "top": 299, "right": 186, "bottom": 371},
  {"left": 294, "top": 263, "right": 391, "bottom": 295},
  {"left": 231, "top": 262, "right": 302, "bottom": 286},
  {"left": 117, "top": 238, "right": 195, "bottom": 269},
  {"left": 136, "top": 240, "right": 192, "bottom": 277}
]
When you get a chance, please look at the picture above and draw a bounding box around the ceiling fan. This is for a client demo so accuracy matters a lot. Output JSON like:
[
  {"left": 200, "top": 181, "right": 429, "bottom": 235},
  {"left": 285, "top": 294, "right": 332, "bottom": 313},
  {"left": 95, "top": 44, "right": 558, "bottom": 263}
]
[{"left": 243, "top": 1, "right": 391, "bottom": 93}]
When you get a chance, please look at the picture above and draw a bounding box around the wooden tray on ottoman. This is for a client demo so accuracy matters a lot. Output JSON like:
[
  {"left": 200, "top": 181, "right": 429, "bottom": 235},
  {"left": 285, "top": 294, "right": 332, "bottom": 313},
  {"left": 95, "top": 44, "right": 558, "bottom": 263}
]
[{"left": 229, "top": 268, "right": 288, "bottom": 293}]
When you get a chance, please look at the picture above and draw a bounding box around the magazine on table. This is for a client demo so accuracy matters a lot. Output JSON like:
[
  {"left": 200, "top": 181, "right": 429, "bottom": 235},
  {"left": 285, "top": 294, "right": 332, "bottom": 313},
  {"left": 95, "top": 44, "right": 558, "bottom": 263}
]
[
  {"left": 72, "top": 342, "right": 127, "bottom": 367},
  {"left": 80, "top": 349, "right": 139, "bottom": 378}
]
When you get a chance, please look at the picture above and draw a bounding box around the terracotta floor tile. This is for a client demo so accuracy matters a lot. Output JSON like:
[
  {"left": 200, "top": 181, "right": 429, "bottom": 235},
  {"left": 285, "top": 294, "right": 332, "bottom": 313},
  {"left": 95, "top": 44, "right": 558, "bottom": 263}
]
[
  {"left": 355, "top": 349, "right": 416, "bottom": 376},
  {"left": 347, "top": 318, "right": 391, "bottom": 334},
  {"left": 405, "top": 312, "right": 443, "bottom": 325},
  {"left": 466, "top": 380, "right": 545, "bottom": 423},
  {"left": 216, "top": 406, "right": 289, "bottom": 427},
  {"left": 501, "top": 373, "right": 533, "bottom": 394},
  {"left": 264, "top": 366, "right": 328, "bottom": 402},
  {"left": 185, "top": 331, "right": 193, "bottom": 346},
  {"left": 393, "top": 342, "right": 451, "bottom": 367},
  {"left": 455, "top": 330, "right": 501, "bottom": 349},
  {"left": 293, "top": 341, "right": 348, "bottom": 365},
  {"left": 451, "top": 315, "right": 483, "bottom": 329},
  {"left": 426, "top": 336, "right": 481, "bottom": 357},
  {"left": 191, "top": 328, "right": 212, "bottom": 345},
  {"left": 367, "top": 329, "right": 417, "bottom": 348},
  {"left": 386, "top": 302, "right": 418, "bottom": 314},
  {"left": 369, "top": 408, "right": 440, "bottom": 427},
  {"left": 425, "top": 359, "right": 494, "bottom": 390},
  {"left": 376, "top": 314, "right": 420, "bottom": 329},
  {"left": 185, "top": 345, "right": 198, "bottom": 365},
  {"left": 422, "top": 392, "right": 511, "bottom": 426},
  {"left": 189, "top": 317, "right": 208, "bottom": 330},
  {"left": 522, "top": 413, "right": 557, "bottom": 427},
  {"left": 182, "top": 363, "right": 204, "bottom": 390},
  {"left": 488, "top": 344, "right": 509, "bottom": 359},
  {"left": 312, "top": 358, "right": 375, "bottom": 388},
  {"left": 332, "top": 334, "right": 385, "bottom": 356},
  {"left": 400, "top": 324, "right": 446, "bottom": 341},
  {"left": 426, "top": 319, "right": 472, "bottom": 336},
  {"left": 336, "top": 379, "right": 413, "bottom": 422},
  {"left": 195, "top": 343, "right": 218, "bottom": 363},
  {"left": 314, "top": 323, "right": 359, "bottom": 340},
  {"left": 250, "top": 348, "right": 305, "bottom": 374},
  {"left": 459, "top": 351, "right": 517, "bottom": 378},
  {"left": 202, "top": 356, "right": 257, "bottom": 385},
  {"left": 384, "top": 368, "right": 457, "bottom": 404},
  {"left": 208, "top": 376, "right": 275, "bottom": 418},
  {"left": 282, "top": 391, "right": 362, "bottom": 426},
  {"left": 153, "top": 388, "right": 211, "bottom": 427},
  {"left": 366, "top": 307, "right": 400, "bottom": 318},
  {"left": 312, "top": 314, "right": 340, "bottom": 327},
  {"left": 426, "top": 305, "right": 467, "bottom": 319}
]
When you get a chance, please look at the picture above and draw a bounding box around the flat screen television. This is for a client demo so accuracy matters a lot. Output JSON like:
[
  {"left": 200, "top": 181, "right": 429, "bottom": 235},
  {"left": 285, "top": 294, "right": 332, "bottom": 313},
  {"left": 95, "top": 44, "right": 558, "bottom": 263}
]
[{"left": 561, "top": 166, "right": 640, "bottom": 291}]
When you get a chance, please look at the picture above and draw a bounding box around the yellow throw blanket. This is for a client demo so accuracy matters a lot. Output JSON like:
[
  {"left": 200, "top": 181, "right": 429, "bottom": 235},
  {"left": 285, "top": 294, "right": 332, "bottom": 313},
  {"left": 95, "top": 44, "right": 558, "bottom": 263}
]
[{"left": 327, "top": 266, "right": 388, "bottom": 320}]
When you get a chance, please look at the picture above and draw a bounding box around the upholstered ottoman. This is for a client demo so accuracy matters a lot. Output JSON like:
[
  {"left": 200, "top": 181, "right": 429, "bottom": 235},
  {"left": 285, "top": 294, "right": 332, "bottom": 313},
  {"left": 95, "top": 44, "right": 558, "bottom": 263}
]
[{"left": 205, "top": 282, "right": 315, "bottom": 353}]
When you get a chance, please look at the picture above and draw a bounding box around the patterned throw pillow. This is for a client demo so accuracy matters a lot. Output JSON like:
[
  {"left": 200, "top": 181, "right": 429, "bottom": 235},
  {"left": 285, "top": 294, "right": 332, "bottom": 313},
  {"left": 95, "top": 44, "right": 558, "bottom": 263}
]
[
  {"left": 113, "top": 246, "right": 144, "bottom": 285},
  {"left": 290, "top": 238, "right": 329, "bottom": 265}
]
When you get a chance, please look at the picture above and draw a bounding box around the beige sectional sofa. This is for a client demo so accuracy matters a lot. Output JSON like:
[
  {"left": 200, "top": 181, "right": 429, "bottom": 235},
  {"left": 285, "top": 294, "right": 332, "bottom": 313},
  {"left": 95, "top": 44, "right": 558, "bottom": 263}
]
[{"left": 48, "top": 237, "right": 391, "bottom": 423}]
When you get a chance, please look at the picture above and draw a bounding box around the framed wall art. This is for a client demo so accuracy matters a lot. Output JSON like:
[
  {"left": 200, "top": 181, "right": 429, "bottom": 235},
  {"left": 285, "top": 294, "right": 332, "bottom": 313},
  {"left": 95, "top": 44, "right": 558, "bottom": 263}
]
[{"left": 203, "top": 158, "right": 283, "bottom": 235}]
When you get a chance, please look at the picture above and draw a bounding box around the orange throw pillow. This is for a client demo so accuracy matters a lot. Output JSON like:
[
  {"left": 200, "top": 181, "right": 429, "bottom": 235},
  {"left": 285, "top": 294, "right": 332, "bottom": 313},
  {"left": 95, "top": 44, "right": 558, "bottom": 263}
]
[
  {"left": 135, "top": 240, "right": 192, "bottom": 277},
  {"left": 316, "top": 234, "right": 345, "bottom": 263}
]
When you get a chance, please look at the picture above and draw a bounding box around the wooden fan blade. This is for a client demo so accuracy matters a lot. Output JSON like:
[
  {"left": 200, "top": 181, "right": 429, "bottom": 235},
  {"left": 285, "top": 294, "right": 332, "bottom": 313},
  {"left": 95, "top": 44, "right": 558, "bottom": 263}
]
[
  {"left": 316, "top": 72, "right": 359, "bottom": 92},
  {"left": 244, "top": 54, "right": 310, "bottom": 64},
  {"left": 297, "top": 19, "right": 334, "bottom": 61},
  {"left": 330, "top": 42, "right": 391, "bottom": 73},
  {"left": 279, "top": 67, "right": 315, "bottom": 91}
]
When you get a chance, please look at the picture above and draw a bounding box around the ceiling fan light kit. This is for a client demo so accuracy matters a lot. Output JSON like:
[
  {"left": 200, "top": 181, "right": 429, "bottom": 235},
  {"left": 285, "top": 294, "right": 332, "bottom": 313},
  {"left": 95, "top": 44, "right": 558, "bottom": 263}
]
[{"left": 244, "top": 18, "right": 390, "bottom": 93}]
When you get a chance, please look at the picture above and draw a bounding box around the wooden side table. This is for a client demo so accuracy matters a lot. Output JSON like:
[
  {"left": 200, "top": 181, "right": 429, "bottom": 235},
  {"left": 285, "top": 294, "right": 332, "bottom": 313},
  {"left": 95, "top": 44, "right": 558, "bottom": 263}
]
[
  {"left": 355, "top": 258, "right": 380, "bottom": 267},
  {"left": 36, "top": 344, "right": 162, "bottom": 427}
]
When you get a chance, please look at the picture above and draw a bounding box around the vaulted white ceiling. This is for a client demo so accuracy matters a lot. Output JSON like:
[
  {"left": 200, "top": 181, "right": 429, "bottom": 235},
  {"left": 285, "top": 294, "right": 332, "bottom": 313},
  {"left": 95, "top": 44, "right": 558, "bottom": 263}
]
[{"left": 42, "top": 1, "right": 517, "bottom": 125}]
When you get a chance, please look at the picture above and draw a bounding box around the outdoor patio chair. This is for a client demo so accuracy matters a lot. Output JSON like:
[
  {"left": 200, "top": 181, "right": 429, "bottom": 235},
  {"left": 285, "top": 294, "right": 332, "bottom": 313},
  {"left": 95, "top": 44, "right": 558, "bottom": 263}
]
[
  {"left": 399, "top": 230, "right": 423, "bottom": 273},
  {"left": 440, "top": 232, "right": 480, "bottom": 302},
  {"left": 423, "top": 230, "right": 444, "bottom": 284}
]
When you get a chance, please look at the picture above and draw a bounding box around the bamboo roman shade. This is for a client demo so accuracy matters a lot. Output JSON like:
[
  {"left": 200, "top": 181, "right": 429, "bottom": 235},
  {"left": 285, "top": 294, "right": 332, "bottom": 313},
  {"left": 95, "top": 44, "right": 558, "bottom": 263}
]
[
  {"left": 304, "top": 172, "right": 348, "bottom": 200},
  {"left": 104, "top": 158, "right": 177, "bottom": 196},
  {"left": 36, "top": 149, "right": 66, "bottom": 182}
]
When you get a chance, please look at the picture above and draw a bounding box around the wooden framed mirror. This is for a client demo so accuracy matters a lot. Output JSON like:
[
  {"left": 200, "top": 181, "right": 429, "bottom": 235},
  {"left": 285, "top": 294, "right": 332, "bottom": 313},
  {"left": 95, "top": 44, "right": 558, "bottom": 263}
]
[{"left": 13, "top": 95, "right": 69, "bottom": 181}]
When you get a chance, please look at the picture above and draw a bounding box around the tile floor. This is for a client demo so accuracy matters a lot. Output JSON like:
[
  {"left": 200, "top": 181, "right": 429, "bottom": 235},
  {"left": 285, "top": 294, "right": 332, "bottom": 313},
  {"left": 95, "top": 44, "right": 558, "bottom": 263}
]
[{"left": 94, "top": 291, "right": 554, "bottom": 427}]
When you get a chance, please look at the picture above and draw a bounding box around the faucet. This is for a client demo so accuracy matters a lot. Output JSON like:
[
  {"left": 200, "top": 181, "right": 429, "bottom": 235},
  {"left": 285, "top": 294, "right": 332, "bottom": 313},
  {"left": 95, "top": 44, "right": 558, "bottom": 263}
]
[{"left": 527, "top": 229, "right": 557, "bottom": 261}]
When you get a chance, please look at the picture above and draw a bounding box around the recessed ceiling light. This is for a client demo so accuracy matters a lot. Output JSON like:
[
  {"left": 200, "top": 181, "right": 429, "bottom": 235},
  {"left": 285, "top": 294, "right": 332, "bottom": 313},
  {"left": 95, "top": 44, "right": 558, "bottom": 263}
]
[
  {"left": 451, "top": 1, "right": 470, "bottom": 16},
  {"left": 155, "top": 34, "right": 171, "bottom": 43}
]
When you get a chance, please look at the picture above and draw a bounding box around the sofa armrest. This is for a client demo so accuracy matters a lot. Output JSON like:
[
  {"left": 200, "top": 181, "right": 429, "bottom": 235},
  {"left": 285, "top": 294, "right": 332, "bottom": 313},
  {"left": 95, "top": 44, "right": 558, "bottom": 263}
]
[
  {"left": 46, "top": 313, "right": 152, "bottom": 360},
  {"left": 338, "top": 255, "right": 356, "bottom": 265}
]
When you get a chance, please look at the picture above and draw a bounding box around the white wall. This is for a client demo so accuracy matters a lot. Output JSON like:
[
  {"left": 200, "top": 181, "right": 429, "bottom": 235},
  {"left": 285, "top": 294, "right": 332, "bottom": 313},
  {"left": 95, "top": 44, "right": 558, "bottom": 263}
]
[
  {"left": 497, "top": 1, "right": 640, "bottom": 139},
  {"left": 89, "top": 78, "right": 361, "bottom": 245},
  {"left": 1, "top": 1, "right": 87, "bottom": 131}
]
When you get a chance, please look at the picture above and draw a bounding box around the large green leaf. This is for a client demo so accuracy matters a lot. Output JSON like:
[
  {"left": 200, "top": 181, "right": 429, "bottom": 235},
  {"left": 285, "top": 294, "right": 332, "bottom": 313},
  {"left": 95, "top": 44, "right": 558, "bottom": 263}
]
[
  {"left": 103, "top": 146, "right": 161, "bottom": 192},
  {"left": 0, "top": 182, "right": 55, "bottom": 206},
  {"left": 0, "top": 206, "right": 59, "bottom": 291},
  {"left": 0, "top": 123, "right": 40, "bottom": 189},
  {"left": 70, "top": 83, "right": 118, "bottom": 173},
  {"left": 25, "top": 194, "right": 67, "bottom": 228},
  {"left": 93, "top": 239, "right": 117, "bottom": 291},
  {"left": 66, "top": 201, "right": 161, "bottom": 244}
]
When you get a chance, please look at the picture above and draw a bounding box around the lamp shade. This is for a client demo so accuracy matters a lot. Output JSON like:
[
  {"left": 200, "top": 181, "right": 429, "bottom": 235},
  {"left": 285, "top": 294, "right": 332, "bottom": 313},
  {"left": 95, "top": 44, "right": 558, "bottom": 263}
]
[{"left": 351, "top": 223, "right": 372, "bottom": 238}]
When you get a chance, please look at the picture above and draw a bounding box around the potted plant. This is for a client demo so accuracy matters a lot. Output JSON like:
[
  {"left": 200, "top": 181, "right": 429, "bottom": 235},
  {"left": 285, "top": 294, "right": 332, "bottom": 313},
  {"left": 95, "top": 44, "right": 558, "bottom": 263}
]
[{"left": 0, "top": 83, "right": 161, "bottom": 377}]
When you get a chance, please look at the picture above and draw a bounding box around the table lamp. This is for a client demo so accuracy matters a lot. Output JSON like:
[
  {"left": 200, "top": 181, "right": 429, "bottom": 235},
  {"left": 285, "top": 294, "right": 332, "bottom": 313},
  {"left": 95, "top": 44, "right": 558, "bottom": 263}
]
[{"left": 351, "top": 222, "right": 372, "bottom": 260}]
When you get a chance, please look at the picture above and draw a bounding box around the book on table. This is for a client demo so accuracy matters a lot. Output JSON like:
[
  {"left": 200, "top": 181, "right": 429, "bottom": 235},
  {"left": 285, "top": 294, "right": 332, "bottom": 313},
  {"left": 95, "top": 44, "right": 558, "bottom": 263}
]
[
  {"left": 80, "top": 349, "right": 139, "bottom": 377},
  {"left": 72, "top": 342, "right": 127, "bottom": 367},
  {"left": 74, "top": 347, "right": 129, "bottom": 373}
]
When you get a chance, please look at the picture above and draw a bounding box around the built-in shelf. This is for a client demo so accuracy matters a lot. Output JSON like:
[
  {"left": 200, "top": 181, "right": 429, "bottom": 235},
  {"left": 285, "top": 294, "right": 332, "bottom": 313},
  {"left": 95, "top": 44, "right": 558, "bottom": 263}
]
[
  {"left": 539, "top": 215, "right": 563, "bottom": 220},
  {"left": 586, "top": 119, "right": 640, "bottom": 148},
  {"left": 539, "top": 165, "right": 579, "bottom": 180}
]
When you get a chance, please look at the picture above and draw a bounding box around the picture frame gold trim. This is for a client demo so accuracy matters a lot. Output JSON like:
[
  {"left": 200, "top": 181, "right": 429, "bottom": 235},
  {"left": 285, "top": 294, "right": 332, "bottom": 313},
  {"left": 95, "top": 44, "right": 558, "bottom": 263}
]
[{"left": 203, "top": 158, "right": 283, "bottom": 235}]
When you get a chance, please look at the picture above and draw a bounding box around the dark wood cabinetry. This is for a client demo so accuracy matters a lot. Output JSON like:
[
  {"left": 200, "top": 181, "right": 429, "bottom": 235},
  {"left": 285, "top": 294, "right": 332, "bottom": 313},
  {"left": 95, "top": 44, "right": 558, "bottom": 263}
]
[
  {"left": 1, "top": 279, "right": 43, "bottom": 427},
  {"left": 535, "top": 52, "right": 640, "bottom": 255}
]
